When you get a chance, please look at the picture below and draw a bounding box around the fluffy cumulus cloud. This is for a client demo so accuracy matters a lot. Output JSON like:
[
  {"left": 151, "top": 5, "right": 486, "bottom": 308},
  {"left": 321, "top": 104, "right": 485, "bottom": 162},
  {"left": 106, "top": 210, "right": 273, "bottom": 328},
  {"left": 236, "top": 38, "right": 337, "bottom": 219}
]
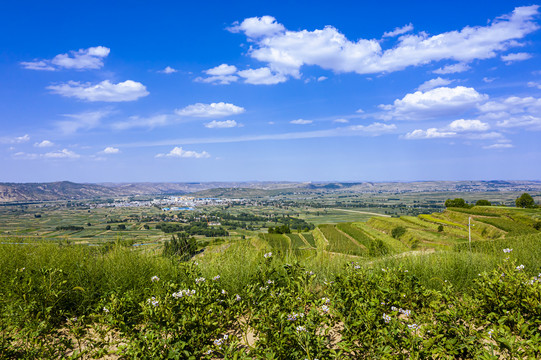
[
  {"left": 204, "top": 120, "right": 239, "bottom": 128},
  {"left": 197, "top": 64, "right": 238, "bottom": 84},
  {"left": 379, "top": 86, "right": 488, "bottom": 120},
  {"left": 102, "top": 147, "right": 120, "bottom": 154},
  {"left": 290, "top": 119, "right": 313, "bottom": 125},
  {"left": 47, "top": 80, "right": 149, "bottom": 102},
  {"left": 34, "top": 140, "right": 54, "bottom": 147},
  {"left": 228, "top": 6, "right": 538, "bottom": 82},
  {"left": 229, "top": 15, "right": 285, "bottom": 38},
  {"left": 175, "top": 102, "right": 245, "bottom": 117},
  {"left": 159, "top": 66, "right": 178, "bottom": 74},
  {"left": 501, "top": 52, "right": 533, "bottom": 63},
  {"left": 237, "top": 67, "right": 287, "bottom": 85},
  {"left": 383, "top": 23, "right": 414, "bottom": 38},
  {"left": 21, "top": 46, "right": 110, "bottom": 71},
  {"left": 417, "top": 77, "right": 454, "bottom": 91},
  {"left": 448, "top": 119, "right": 489, "bottom": 132},
  {"left": 156, "top": 147, "right": 210, "bottom": 158}
]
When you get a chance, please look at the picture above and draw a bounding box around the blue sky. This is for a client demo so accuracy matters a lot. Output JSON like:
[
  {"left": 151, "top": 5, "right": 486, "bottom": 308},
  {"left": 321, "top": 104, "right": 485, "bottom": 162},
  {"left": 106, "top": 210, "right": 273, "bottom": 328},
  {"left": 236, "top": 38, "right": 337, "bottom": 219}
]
[{"left": 1, "top": 0, "right": 540, "bottom": 182}]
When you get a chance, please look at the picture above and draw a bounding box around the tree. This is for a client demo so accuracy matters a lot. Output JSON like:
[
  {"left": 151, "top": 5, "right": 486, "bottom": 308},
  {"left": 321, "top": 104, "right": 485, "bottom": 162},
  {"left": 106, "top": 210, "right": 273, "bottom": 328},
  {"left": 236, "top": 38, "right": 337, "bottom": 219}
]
[
  {"left": 515, "top": 193, "right": 535, "bottom": 208},
  {"left": 475, "top": 199, "right": 491, "bottom": 206},
  {"left": 437, "top": 225, "right": 444, "bottom": 232},
  {"left": 391, "top": 226, "right": 406, "bottom": 239},
  {"left": 444, "top": 198, "right": 469, "bottom": 208},
  {"left": 117, "top": 224, "right": 126, "bottom": 230},
  {"left": 105, "top": 225, "right": 111, "bottom": 230}
]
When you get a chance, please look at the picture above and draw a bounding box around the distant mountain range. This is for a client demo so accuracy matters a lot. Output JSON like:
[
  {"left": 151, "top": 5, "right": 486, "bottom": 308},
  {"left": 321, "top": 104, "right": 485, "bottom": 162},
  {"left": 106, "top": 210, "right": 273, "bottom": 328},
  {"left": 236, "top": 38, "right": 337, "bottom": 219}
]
[{"left": 0, "top": 180, "right": 540, "bottom": 203}]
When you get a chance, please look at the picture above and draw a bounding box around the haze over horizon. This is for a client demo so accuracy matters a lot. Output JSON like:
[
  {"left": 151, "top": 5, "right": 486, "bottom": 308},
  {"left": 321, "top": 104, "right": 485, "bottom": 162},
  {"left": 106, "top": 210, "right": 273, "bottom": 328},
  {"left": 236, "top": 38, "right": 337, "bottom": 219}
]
[{"left": 1, "top": 1, "right": 541, "bottom": 183}]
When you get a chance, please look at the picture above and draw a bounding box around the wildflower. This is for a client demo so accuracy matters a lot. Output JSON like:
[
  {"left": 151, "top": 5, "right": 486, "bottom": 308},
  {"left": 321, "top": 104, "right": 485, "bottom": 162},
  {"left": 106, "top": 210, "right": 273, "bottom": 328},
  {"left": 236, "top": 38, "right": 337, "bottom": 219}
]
[
  {"left": 400, "top": 309, "right": 411, "bottom": 317},
  {"left": 321, "top": 305, "right": 329, "bottom": 313},
  {"left": 296, "top": 325, "right": 306, "bottom": 332},
  {"left": 382, "top": 313, "right": 391, "bottom": 323},
  {"left": 503, "top": 248, "right": 513, "bottom": 253},
  {"left": 221, "top": 289, "right": 227, "bottom": 295},
  {"left": 391, "top": 306, "right": 398, "bottom": 311},
  {"left": 354, "top": 265, "right": 361, "bottom": 269},
  {"left": 206, "top": 349, "right": 213, "bottom": 355},
  {"left": 322, "top": 297, "right": 330, "bottom": 304},
  {"left": 408, "top": 324, "right": 419, "bottom": 330},
  {"left": 306, "top": 270, "right": 315, "bottom": 277},
  {"left": 103, "top": 307, "right": 109, "bottom": 313},
  {"left": 213, "top": 338, "right": 223, "bottom": 347},
  {"left": 263, "top": 252, "right": 272, "bottom": 258},
  {"left": 151, "top": 275, "right": 160, "bottom": 282},
  {"left": 382, "top": 268, "right": 386, "bottom": 272},
  {"left": 172, "top": 289, "right": 196, "bottom": 298},
  {"left": 147, "top": 297, "right": 159, "bottom": 307},
  {"left": 516, "top": 264, "right": 525, "bottom": 271},
  {"left": 488, "top": 329, "right": 494, "bottom": 338},
  {"left": 235, "top": 294, "right": 241, "bottom": 301},
  {"left": 193, "top": 261, "right": 199, "bottom": 266},
  {"left": 195, "top": 277, "right": 206, "bottom": 283},
  {"left": 267, "top": 279, "right": 274, "bottom": 284},
  {"left": 213, "top": 275, "right": 221, "bottom": 281}
]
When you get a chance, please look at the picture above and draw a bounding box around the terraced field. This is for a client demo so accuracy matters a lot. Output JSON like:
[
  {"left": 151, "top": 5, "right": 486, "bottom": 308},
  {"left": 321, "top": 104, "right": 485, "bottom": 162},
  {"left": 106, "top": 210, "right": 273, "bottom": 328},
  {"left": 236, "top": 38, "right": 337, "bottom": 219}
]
[{"left": 318, "top": 224, "right": 365, "bottom": 256}]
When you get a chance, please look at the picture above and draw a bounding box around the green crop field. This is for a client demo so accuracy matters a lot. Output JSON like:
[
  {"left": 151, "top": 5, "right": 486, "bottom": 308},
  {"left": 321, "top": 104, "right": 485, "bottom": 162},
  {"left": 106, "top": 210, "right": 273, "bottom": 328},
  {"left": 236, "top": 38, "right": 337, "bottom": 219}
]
[{"left": 318, "top": 224, "right": 365, "bottom": 256}]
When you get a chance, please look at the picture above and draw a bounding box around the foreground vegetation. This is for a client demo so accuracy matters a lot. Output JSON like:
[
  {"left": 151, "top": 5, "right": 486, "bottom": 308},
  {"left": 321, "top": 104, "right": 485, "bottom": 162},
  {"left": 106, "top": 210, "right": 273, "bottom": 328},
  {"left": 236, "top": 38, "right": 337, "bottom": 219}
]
[{"left": 1, "top": 228, "right": 540, "bottom": 358}]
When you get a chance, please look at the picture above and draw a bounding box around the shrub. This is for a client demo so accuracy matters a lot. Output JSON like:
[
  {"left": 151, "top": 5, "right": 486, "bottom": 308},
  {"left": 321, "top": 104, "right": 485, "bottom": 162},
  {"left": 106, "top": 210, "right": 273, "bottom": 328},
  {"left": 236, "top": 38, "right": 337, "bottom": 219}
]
[{"left": 391, "top": 226, "right": 406, "bottom": 239}]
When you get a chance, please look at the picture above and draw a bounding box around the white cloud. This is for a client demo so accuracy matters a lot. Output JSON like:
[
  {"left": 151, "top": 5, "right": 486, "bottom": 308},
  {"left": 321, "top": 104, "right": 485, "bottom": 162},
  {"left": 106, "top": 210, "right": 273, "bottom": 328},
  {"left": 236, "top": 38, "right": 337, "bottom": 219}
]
[
  {"left": 43, "top": 149, "right": 80, "bottom": 159},
  {"left": 290, "top": 119, "right": 313, "bottom": 125},
  {"left": 111, "top": 114, "right": 171, "bottom": 130},
  {"left": 433, "top": 63, "right": 471, "bottom": 74},
  {"left": 501, "top": 52, "right": 532, "bottom": 63},
  {"left": 483, "top": 143, "right": 514, "bottom": 149},
  {"left": 417, "top": 77, "right": 453, "bottom": 91},
  {"left": 228, "top": 15, "right": 285, "bottom": 38},
  {"left": 205, "top": 64, "right": 237, "bottom": 76},
  {"left": 204, "top": 120, "right": 239, "bottom": 128},
  {"left": 527, "top": 81, "right": 541, "bottom": 89},
  {"left": 383, "top": 23, "right": 414, "bottom": 37},
  {"left": 478, "top": 95, "right": 541, "bottom": 130},
  {"left": 102, "top": 147, "right": 120, "bottom": 154},
  {"left": 175, "top": 102, "right": 245, "bottom": 117},
  {"left": 404, "top": 128, "right": 457, "bottom": 139},
  {"left": 317, "top": 76, "right": 328, "bottom": 82},
  {"left": 334, "top": 118, "right": 349, "bottom": 123},
  {"left": 379, "top": 86, "right": 488, "bottom": 120},
  {"left": 349, "top": 123, "right": 397, "bottom": 134},
  {"left": 159, "top": 66, "right": 177, "bottom": 74},
  {"left": 21, "top": 46, "right": 110, "bottom": 71},
  {"left": 230, "top": 6, "right": 538, "bottom": 81},
  {"left": 483, "top": 77, "right": 497, "bottom": 83},
  {"left": 56, "top": 110, "right": 111, "bottom": 134},
  {"left": 196, "top": 64, "right": 239, "bottom": 84},
  {"left": 448, "top": 119, "right": 489, "bottom": 132},
  {"left": 156, "top": 146, "right": 210, "bottom": 158},
  {"left": 34, "top": 140, "right": 54, "bottom": 147},
  {"left": 0, "top": 134, "right": 30, "bottom": 144},
  {"left": 237, "top": 67, "right": 287, "bottom": 85},
  {"left": 47, "top": 80, "right": 149, "bottom": 102}
]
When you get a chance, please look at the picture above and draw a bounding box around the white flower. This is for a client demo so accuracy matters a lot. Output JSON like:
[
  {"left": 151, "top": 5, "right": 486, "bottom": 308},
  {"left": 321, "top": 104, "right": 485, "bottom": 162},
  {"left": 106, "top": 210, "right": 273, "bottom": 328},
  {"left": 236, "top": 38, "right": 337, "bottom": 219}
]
[
  {"left": 321, "top": 305, "right": 329, "bottom": 313},
  {"left": 295, "top": 325, "right": 306, "bottom": 332},
  {"left": 235, "top": 294, "right": 241, "bottom": 301},
  {"left": 322, "top": 297, "right": 330, "bottom": 304},
  {"left": 382, "top": 313, "right": 391, "bottom": 323},
  {"left": 408, "top": 323, "right": 419, "bottom": 330},
  {"left": 151, "top": 275, "right": 160, "bottom": 282},
  {"left": 213, "top": 275, "right": 221, "bottom": 281},
  {"left": 103, "top": 307, "right": 109, "bottom": 313},
  {"left": 172, "top": 289, "right": 196, "bottom": 298},
  {"left": 263, "top": 252, "right": 272, "bottom": 258},
  {"left": 221, "top": 289, "right": 227, "bottom": 295},
  {"left": 516, "top": 264, "right": 525, "bottom": 271},
  {"left": 503, "top": 248, "right": 513, "bottom": 253},
  {"left": 195, "top": 277, "right": 206, "bottom": 283}
]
